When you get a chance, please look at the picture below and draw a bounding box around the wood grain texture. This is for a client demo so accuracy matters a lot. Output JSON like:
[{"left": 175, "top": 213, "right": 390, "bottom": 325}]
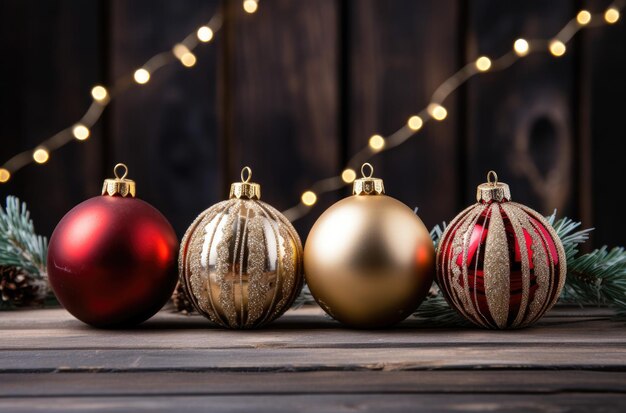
[
  {"left": 1, "top": 307, "right": 624, "bottom": 411},
  {"left": 0, "top": 0, "right": 103, "bottom": 236},
  {"left": 348, "top": 0, "right": 461, "bottom": 229},
  {"left": 1, "top": 393, "right": 625, "bottom": 413},
  {"left": 465, "top": 0, "right": 577, "bottom": 216},
  {"left": 230, "top": 0, "right": 340, "bottom": 237},
  {"left": 110, "top": 0, "right": 221, "bottom": 236},
  {"left": 581, "top": 0, "right": 626, "bottom": 248}
]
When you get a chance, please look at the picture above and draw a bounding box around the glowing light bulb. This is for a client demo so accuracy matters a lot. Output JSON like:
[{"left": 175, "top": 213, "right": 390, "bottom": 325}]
[
  {"left": 173, "top": 43, "right": 190, "bottom": 59},
  {"left": 368, "top": 134, "right": 385, "bottom": 151},
  {"left": 301, "top": 191, "right": 317, "bottom": 206},
  {"left": 514, "top": 38, "right": 530, "bottom": 56},
  {"left": 428, "top": 104, "right": 447, "bottom": 121},
  {"left": 134, "top": 68, "right": 150, "bottom": 84},
  {"left": 576, "top": 10, "right": 591, "bottom": 25},
  {"left": 33, "top": 148, "right": 49, "bottom": 164},
  {"left": 0, "top": 168, "right": 10, "bottom": 183},
  {"left": 72, "top": 124, "right": 90, "bottom": 141},
  {"left": 549, "top": 40, "right": 566, "bottom": 57},
  {"left": 181, "top": 52, "right": 197, "bottom": 67},
  {"left": 341, "top": 168, "right": 356, "bottom": 183},
  {"left": 243, "top": 0, "right": 258, "bottom": 14},
  {"left": 407, "top": 115, "right": 423, "bottom": 131},
  {"left": 475, "top": 56, "right": 492, "bottom": 72},
  {"left": 605, "top": 8, "right": 620, "bottom": 24},
  {"left": 91, "top": 85, "right": 108, "bottom": 102},
  {"left": 197, "top": 26, "right": 214, "bottom": 42}
]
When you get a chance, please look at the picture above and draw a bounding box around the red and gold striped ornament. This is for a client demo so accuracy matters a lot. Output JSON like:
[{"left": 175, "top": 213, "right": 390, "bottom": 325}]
[{"left": 436, "top": 171, "right": 566, "bottom": 329}]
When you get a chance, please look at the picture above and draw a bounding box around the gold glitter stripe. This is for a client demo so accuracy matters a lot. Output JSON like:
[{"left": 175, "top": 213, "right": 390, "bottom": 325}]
[
  {"left": 500, "top": 203, "right": 531, "bottom": 328},
  {"left": 436, "top": 205, "right": 475, "bottom": 318},
  {"left": 483, "top": 204, "right": 510, "bottom": 328},
  {"left": 519, "top": 206, "right": 567, "bottom": 316}
]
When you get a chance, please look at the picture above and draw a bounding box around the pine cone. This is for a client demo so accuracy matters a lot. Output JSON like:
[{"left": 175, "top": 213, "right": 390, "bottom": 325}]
[
  {"left": 0, "top": 265, "right": 46, "bottom": 308},
  {"left": 172, "top": 281, "right": 196, "bottom": 314}
]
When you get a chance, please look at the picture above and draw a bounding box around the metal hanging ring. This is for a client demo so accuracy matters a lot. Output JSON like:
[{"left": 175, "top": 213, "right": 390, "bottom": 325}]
[
  {"left": 114, "top": 163, "right": 129, "bottom": 180},
  {"left": 241, "top": 166, "right": 252, "bottom": 183},
  {"left": 361, "top": 163, "right": 374, "bottom": 178}
]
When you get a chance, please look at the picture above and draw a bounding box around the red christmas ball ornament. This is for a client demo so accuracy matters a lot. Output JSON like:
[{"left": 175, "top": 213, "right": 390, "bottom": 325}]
[
  {"left": 48, "top": 164, "right": 178, "bottom": 327},
  {"left": 436, "top": 171, "right": 566, "bottom": 329}
]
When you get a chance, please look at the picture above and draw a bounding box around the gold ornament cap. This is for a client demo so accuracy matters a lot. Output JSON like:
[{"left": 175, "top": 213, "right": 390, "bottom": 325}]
[
  {"left": 476, "top": 170, "right": 511, "bottom": 203},
  {"left": 229, "top": 166, "right": 261, "bottom": 200},
  {"left": 102, "top": 163, "right": 136, "bottom": 197},
  {"left": 353, "top": 163, "right": 385, "bottom": 195}
]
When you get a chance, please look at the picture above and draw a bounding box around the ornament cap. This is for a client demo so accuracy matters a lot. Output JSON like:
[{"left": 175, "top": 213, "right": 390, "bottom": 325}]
[
  {"left": 102, "top": 163, "right": 136, "bottom": 197},
  {"left": 353, "top": 163, "right": 385, "bottom": 196},
  {"left": 476, "top": 170, "right": 511, "bottom": 203},
  {"left": 229, "top": 166, "right": 261, "bottom": 200}
]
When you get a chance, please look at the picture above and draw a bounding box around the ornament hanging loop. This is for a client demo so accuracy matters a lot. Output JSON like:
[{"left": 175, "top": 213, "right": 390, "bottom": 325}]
[
  {"left": 477, "top": 170, "right": 510, "bottom": 203},
  {"left": 114, "top": 163, "right": 129, "bottom": 180},
  {"left": 102, "top": 162, "right": 136, "bottom": 198},
  {"left": 230, "top": 166, "right": 261, "bottom": 200},
  {"left": 361, "top": 163, "right": 374, "bottom": 178},
  {"left": 241, "top": 166, "right": 252, "bottom": 183},
  {"left": 353, "top": 163, "right": 384, "bottom": 195}
]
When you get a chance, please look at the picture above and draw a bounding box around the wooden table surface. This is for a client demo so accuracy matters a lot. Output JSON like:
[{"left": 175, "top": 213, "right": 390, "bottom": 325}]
[{"left": 1, "top": 305, "right": 625, "bottom": 412}]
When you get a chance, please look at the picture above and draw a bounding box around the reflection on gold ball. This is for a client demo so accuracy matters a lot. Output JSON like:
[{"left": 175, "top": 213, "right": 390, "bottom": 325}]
[
  {"left": 179, "top": 199, "right": 304, "bottom": 328},
  {"left": 304, "top": 195, "right": 435, "bottom": 328}
]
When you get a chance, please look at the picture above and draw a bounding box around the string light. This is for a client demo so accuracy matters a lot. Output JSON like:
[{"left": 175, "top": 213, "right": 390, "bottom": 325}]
[
  {"left": 549, "top": 40, "right": 566, "bottom": 57},
  {"left": 197, "top": 26, "right": 214, "bottom": 42},
  {"left": 33, "top": 148, "right": 49, "bottom": 164},
  {"left": 243, "top": 0, "right": 259, "bottom": 14},
  {"left": 341, "top": 168, "right": 357, "bottom": 183},
  {"left": 0, "top": 168, "right": 10, "bottom": 183},
  {"left": 577, "top": 10, "right": 592, "bottom": 25},
  {"left": 281, "top": 4, "right": 625, "bottom": 221},
  {"left": 407, "top": 115, "right": 423, "bottom": 131},
  {"left": 475, "top": 56, "right": 492, "bottom": 71},
  {"left": 0, "top": 10, "right": 225, "bottom": 184},
  {"left": 91, "top": 85, "right": 108, "bottom": 102},
  {"left": 72, "top": 124, "right": 90, "bottom": 141},
  {"left": 301, "top": 191, "right": 317, "bottom": 206},
  {"left": 133, "top": 68, "right": 151, "bottom": 84},
  {"left": 428, "top": 103, "right": 448, "bottom": 121},
  {"left": 369, "top": 134, "right": 385, "bottom": 151},
  {"left": 514, "top": 38, "right": 530, "bottom": 56},
  {"left": 605, "top": 7, "right": 620, "bottom": 23}
]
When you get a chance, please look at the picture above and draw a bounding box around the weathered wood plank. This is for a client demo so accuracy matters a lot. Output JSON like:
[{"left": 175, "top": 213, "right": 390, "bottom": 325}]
[
  {"left": 0, "top": 308, "right": 623, "bottom": 350},
  {"left": 1, "top": 344, "right": 625, "bottom": 372},
  {"left": 465, "top": 0, "right": 577, "bottom": 216},
  {"left": 1, "top": 393, "right": 625, "bottom": 413},
  {"left": 110, "top": 0, "right": 221, "bottom": 236},
  {"left": 0, "top": 0, "right": 103, "bottom": 236},
  {"left": 348, "top": 0, "right": 461, "bottom": 228},
  {"left": 2, "top": 371, "right": 626, "bottom": 397},
  {"left": 230, "top": 0, "right": 339, "bottom": 236}
]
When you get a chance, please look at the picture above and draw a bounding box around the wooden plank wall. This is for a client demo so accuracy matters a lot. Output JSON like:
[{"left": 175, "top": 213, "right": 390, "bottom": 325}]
[{"left": 0, "top": 0, "right": 624, "bottom": 246}]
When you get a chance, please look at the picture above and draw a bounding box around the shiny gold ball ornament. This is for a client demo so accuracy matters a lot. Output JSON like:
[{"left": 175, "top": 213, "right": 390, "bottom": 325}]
[
  {"left": 436, "top": 171, "right": 567, "bottom": 329},
  {"left": 304, "top": 163, "right": 435, "bottom": 328},
  {"left": 179, "top": 167, "right": 304, "bottom": 328}
]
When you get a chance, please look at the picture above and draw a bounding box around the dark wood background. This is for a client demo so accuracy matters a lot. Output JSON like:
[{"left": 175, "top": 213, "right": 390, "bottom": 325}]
[{"left": 0, "top": 0, "right": 624, "bottom": 248}]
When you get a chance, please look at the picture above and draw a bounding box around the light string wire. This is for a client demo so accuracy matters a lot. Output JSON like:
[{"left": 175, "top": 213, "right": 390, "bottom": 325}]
[
  {"left": 0, "top": 1, "right": 260, "bottom": 183},
  {"left": 282, "top": 2, "right": 624, "bottom": 221}
]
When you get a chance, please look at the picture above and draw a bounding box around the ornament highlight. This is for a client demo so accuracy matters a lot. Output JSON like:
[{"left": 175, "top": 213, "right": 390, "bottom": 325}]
[
  {"left": 47, "top": 164, "right": 178, "bottom": 327},
  {"left": 436, "top": 171, "right": 566, "bottom": 329},
  {"left": 179, "top": 167, "right": 304, "bottom": 329},
  {"left": 304, "top": 163, "right": 435, "bottom": 328}
]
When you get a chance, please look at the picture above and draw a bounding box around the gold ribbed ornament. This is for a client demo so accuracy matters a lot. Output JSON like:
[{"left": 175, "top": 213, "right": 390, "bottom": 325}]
[
  {"left": 304, "top": 163, "right": 435, "bottom": 328},
  {"left": 436, "top": 171, "right": 567, "bottom": 329},
  {"left": 179, "top": 167, "right": 304, "bottom": 329}
]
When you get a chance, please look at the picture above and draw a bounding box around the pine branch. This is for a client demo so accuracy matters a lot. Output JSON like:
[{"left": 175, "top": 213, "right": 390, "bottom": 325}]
[{"left": 0, "top": 196, "right": 48, "bottom": 278}]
